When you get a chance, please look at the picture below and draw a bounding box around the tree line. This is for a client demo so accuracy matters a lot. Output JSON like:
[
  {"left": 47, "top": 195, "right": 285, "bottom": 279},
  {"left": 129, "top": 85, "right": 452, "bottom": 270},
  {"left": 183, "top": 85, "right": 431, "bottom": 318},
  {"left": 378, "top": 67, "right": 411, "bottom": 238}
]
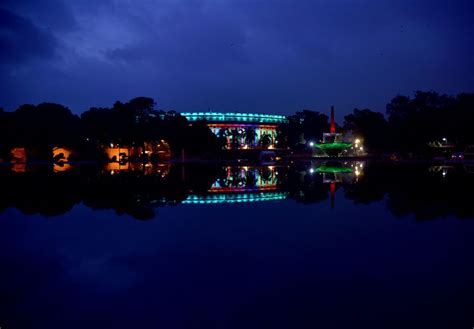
[
  {"left": 343, "top": 91, "right": 474, "bottom": 154},
  {"left": 275, "top": 91, "right": 474, "bottom": 155},
  {"left": 0, "top": 97, "right": 221, "bottom": 161},
  {"left": 1, "top": 91, "right": 473, "bottom": 160}
]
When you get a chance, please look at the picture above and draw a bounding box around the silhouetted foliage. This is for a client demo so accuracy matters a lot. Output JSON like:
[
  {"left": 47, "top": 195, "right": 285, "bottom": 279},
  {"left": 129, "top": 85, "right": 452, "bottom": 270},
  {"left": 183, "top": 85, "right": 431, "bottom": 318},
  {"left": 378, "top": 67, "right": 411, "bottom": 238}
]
[
  {"left": 385, "top": 91, "right": 474, "bottom": 153},
  {"left": 0, "top": 162, "right": 473, "bottom": 220},
  {"left": 0, "top": 97, "right": 221, "bottom": 161},
  {"left": 1, "top": 91, "right": 474, "bottom": 158},
  {"left": 1, "top": 103, "right": 81, "bottom": 160},
  {"left": 342, "top": 91, "right": 474, "bottom": 155},
  {"left": 277, "top": 110, "right": 329, "bottom": 149},
  {"left": 344, "top": 108, "right": 389, "bottom": 152}
]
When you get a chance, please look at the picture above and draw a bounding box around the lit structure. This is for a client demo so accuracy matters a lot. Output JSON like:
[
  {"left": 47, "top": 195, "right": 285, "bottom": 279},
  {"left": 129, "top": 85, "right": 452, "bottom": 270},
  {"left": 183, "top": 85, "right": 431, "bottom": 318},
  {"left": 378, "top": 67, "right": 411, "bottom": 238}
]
[
  {"left": 104, "top": 140, "right": 171, "bottom": 162},
  {"left": 183, "top": 192, "right": 288, "bottom": 204},
  {"left": 184, "top": 165, "right": 288, "bottom": 204},
  {"left": 314, "top": 106, "right": 352, "bottom": 156},
  {"left": 181, "top": 112, "right": 288, "bottom": 149},
  {"left": 52, "top": 147, "right": 73, "bottom": 162},
  {"left": 307, "top": 161, "right": 363, "bottom": 208}
]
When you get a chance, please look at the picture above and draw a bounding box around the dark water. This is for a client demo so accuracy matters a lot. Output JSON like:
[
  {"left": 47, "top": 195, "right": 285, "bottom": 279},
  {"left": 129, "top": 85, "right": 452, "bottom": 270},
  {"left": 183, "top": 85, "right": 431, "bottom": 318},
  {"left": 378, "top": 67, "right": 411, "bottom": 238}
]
[{"left": 1, "top": 162, "right": 473, "bottom": 328}]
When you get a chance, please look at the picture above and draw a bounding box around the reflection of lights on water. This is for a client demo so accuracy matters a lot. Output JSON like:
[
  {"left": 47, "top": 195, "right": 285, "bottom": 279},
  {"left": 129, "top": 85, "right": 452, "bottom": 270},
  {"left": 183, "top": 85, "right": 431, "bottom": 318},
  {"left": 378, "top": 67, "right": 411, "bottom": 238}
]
[
  {"left": 355, "top": 169, "right": 360, "bottom": 176},
  {"left": 359, "top": 146, "right": 364, "bottom": 151},
  {"left": 110, "top": 170, "right": 115, "bottom": 175},
  {"left": 184, "top": 192, "right": 288, "bottom": 204},
  {"left": 442, "top": 169, "right": 447, "bottom": 177}
]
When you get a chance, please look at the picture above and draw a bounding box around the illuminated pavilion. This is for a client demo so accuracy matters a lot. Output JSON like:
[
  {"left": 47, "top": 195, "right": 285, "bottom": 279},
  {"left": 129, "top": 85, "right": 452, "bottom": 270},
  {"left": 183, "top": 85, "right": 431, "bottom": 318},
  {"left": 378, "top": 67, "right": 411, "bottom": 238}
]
[{"left": 181, "top": 112, "right": 288, "bottom": 149}]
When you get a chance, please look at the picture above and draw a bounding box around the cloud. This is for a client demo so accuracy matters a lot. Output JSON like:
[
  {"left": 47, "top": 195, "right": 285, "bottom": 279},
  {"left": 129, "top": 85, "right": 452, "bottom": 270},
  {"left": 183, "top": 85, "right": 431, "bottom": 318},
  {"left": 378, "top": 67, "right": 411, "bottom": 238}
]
[
  {"left": 1, "top": 0, "right": 77, "bottom": 31},
  {"left": 0, "top": 0, "right": 473, "bottom": 115},
  {"left": 0, "top": 9, "right": 57, "bottom": 65}
]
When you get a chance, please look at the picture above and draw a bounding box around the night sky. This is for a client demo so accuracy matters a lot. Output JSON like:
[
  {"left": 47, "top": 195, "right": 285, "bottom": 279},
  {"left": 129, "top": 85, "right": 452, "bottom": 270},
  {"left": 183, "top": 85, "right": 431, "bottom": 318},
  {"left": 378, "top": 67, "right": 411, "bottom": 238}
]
[{"left": 1, "top": 0, "right": 473, "bottom": 117}]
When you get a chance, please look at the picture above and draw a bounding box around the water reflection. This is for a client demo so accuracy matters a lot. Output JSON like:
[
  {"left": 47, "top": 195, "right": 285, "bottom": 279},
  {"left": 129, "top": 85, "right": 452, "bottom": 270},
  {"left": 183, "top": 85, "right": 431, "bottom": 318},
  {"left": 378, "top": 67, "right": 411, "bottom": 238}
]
[
  {"left": 1, "top": 161, "right": 474, "bottom": 220},
  {"left": 185, "top": 165, "right": 288, "bottom": 204}
]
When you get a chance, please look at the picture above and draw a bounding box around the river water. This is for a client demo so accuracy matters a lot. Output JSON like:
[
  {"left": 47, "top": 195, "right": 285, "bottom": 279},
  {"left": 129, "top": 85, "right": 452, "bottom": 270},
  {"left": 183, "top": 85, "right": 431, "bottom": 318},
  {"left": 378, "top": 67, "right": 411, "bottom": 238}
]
[{"left": 0, "top": 161, "right": 473, "bottom": 328}]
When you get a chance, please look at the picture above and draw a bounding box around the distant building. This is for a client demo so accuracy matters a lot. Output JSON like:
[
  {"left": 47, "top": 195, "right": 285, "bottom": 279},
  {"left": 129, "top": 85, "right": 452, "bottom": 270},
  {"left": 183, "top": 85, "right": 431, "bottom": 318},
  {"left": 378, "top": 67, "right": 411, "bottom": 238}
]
[{"left": 181, "top": 112, "right": 288, "bottom": 149}]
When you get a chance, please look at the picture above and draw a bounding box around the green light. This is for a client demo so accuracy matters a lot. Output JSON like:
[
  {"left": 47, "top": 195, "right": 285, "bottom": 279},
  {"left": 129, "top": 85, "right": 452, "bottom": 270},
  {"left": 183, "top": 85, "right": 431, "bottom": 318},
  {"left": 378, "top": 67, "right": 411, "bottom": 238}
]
[
  {"left": 314, "top": 165, "right": 353, "bottom": 173},
  {"left": 314, "top": 142, "right": 352, "bottom": 150}
]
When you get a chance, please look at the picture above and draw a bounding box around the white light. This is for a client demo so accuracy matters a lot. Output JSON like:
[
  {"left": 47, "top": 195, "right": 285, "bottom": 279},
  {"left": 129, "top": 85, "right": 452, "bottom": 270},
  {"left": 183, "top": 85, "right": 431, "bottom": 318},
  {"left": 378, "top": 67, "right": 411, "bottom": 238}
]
[
  {"left": 359, "top": 146, "right": 364, "bottom": 151},
  {"left": 309, "top": 168, "right": 314, "bottom": 174},
  {"left": 309, "top": 142, "right": 314, "bottom": 147},
  {"left": 355, "top": 139, "right": 360, "bottom": 144}
]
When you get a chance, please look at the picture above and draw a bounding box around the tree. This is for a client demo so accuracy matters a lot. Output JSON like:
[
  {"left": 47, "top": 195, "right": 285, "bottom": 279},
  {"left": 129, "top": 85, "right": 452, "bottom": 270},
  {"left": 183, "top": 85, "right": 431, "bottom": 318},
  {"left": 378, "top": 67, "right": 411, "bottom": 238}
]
[
  {"left": 385, "top": 91, "right": 460, "bottom": 154},
  {"left": 278, "top": 110, "right": 328, "bottom": 149},
  {"left": 9, "top": 103, "right": 81, "bottom": 159},
  {"left": 229, "top": 129, "right": 242, "bottom": 150},
  {"left": 243, "top": 127, "right": 257, "bottom": 147},
  {"left": 259, "top": 133, "right": 272, "bottom": 148},
  {"left": 344, "top": 108, "right": 389, "bottom": 152}
]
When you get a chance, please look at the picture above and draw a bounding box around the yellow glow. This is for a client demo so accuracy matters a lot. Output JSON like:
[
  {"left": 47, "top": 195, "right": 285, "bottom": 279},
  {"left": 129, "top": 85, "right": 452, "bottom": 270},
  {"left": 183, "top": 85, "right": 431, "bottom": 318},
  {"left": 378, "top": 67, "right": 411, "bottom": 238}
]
[
  {"left": 53, "top": 147, "right": 72, "bottom": 162},
  {"left": 11, "top": 148, "right": 27, "bottom": 163},
  {"left": 53, "top": 163, "right": 73, "bottom": 172},
  {"left": 12, "top": 163, "right": 26, "bottom": 173}
]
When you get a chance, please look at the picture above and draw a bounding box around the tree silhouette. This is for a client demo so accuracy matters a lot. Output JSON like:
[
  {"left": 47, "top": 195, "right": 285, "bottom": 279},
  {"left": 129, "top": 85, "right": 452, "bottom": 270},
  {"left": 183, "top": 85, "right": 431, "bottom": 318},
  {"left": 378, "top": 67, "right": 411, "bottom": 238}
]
[
  {"left": 243, "top": 127, "right": 257, "bottom": 147},
  {"left": 259, "top": 133, "right": 272, "bottom": 148}
]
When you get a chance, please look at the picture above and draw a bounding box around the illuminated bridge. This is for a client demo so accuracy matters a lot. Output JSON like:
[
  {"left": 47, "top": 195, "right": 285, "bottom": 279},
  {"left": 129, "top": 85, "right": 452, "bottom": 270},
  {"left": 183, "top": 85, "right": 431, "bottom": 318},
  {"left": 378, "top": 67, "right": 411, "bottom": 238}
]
[{"left": 181, "top": 112, "right": 288, "bottom": 149}]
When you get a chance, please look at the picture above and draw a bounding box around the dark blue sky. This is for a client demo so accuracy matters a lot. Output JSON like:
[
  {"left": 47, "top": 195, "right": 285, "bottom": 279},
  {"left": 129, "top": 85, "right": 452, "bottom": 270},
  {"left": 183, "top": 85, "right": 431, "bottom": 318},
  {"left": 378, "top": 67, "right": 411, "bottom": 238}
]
[{"left": 1, "top": 0, "right": 473, "bottom": 117}]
